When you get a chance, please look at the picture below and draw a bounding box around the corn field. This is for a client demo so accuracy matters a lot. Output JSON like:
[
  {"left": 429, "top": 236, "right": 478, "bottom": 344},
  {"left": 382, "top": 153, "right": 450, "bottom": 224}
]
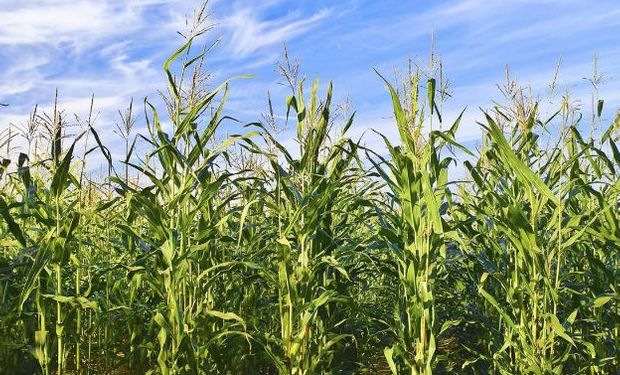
[{"left": 0, "top": 10, "right": 618, "bottom": 375}]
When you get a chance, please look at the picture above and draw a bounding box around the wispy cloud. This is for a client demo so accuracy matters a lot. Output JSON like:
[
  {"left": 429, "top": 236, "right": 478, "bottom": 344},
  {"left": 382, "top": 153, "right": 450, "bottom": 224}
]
[
  {"left": 0, "top": 50, "right": 49, "bottom": 96},
  {"left": 219, "top": 6, "right": 332, "bottom": 58},
  {"left": 0, "top": 1, "right": 148, "bottom": 48}
]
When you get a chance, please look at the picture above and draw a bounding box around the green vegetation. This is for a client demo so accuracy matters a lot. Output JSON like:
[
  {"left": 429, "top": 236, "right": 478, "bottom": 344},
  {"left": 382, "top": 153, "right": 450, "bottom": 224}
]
[{"left": 0, "top": 8, "right": 618, "bottom": 375}]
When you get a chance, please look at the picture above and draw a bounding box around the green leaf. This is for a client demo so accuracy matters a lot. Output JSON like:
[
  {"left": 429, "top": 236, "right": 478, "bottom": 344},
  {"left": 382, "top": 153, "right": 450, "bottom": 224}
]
[
  {"left": 205, "top": 310, "right": 246, "bottom": 329},
  {"left": 0, "top": 196, "right": 27, "bottom": 247},
  {"left": 384, "top": 346, "right": 398, "bottom": 375},
  {"left": 592, "top": 295, "right": 614, "bottom": 308},
  {"left": 548, "top": 313, "right": 575, "bottom": 346},
  {"left": 51, "top": 142, "right": 76, "bottom": 198},
  {"left": 483, "top": 113, "right": 559, "bottom": 206}
]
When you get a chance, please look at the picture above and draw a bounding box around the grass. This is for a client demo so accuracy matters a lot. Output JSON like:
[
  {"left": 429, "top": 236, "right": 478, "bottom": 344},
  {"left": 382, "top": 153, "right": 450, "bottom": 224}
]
[{"left": 0, "top": 3, "right": 618, "bottom": 374}]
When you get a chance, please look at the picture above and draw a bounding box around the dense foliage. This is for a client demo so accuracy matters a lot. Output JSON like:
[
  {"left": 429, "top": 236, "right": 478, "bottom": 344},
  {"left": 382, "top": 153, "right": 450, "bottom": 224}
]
[{"left": 0, "top": 17, "right": 618, "bottom": 375}]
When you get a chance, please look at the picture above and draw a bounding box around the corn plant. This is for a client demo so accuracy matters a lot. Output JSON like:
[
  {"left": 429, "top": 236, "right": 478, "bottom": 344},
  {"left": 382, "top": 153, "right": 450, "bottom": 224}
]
[
  {"left": 237, "top": 78, "right": 373, "bottom": 374},
  {"left": 369, "top": 67, "right": 469, "bottom": 375},
  {"left": 108, "top": 26, "right": 257, "bottom": 373}
]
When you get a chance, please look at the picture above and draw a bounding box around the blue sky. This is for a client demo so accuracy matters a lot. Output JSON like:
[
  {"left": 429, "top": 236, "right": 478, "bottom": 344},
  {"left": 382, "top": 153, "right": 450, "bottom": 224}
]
[{"left": 1, "top": 0, "right": 620, "bottom": 165}]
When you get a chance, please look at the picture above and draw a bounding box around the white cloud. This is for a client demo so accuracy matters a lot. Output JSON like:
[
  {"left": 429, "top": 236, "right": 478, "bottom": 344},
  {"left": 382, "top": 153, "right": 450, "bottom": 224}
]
[
  {"left": 220, "top": 7, "right": 332, "bottom": 58},
  {"left": 0, "top": 50, "right": 49, "bottom": 96},
  {"left": 0, "top": 1, "right": 135, "bottom": 48}
]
